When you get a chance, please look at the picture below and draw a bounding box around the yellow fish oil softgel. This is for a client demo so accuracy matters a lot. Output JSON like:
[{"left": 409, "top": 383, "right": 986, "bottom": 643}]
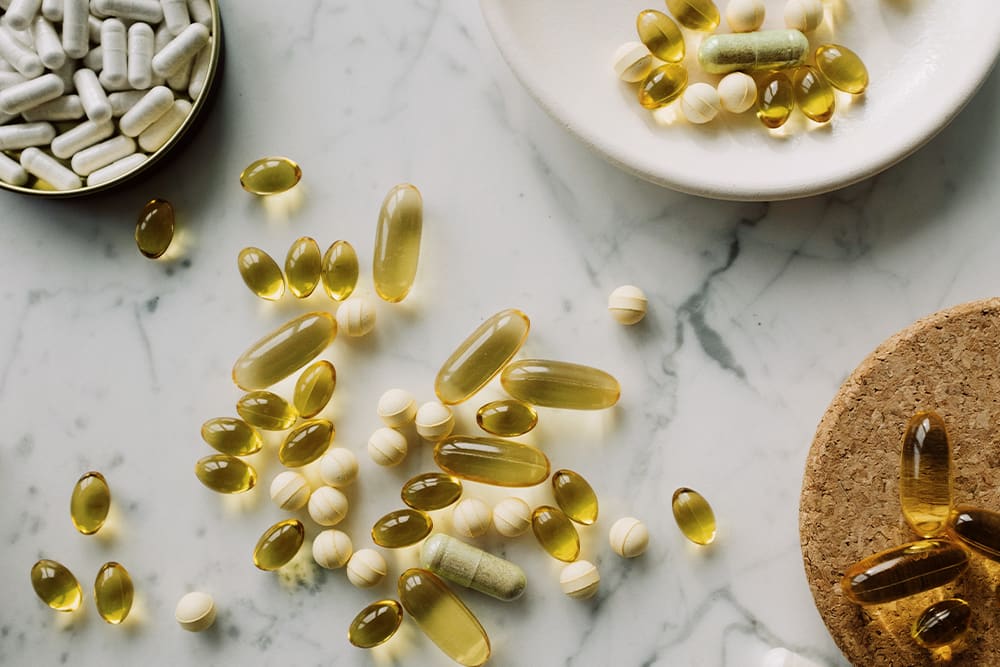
[
  {"left": 911, "top": 598, "right": 971, "bottom": 650},
  {"left": 398, "top": 568, "right": 491, "bottom": 667},
  {"left": 373, "top": 183, "right": 422, "bottom": 303},
  {"left": 666, "top": 0, "right": 720, "bottom": 31},
  {"left": 791, "top": 66, "right": 835, "bottom": 123},
  {"left": 348, "top": 599, "right": 403, "bottom": 649},
  {"left": 238, "top": 247, "right": 285, "bottom": 301},
  {"left": 672, "top": 487, "right": 716, "bottom": 545},
  {"left": 372, "top": 508, "right": 433, "bottom": 548},
  {"left": 814, "top": 44, "right": 868, "bottom": 94},
  {"left": 434, "top": 436, "right": 550, "bottom": 487},
  {"left": 236, "top": 390, "right": 298, "bottom": 430},
  {"left": 253, "top": 519, "right": 305, "bottom": 571},
  {"left": 500, "top": 359, "right": 621, "bottom": 410},
  {"left": 194, "top": 455, "right": 257, "bottom": 494},
  {"left": 70, "top": 471, "right": 111, "bottom": 535},
  {"left": 293, "top": 360, "right": 336, "bottom": 418},
  {"left": 200, "top": 417, "right": 262, "bottom": 456},
  {"left": 552, "top": 469, "right": 598, "bottom": 525},
  {"left": 401, "top": 472, "right": 463, "bottom": 511},
  {"left": 698, "top": 29, "right": 808, "bottom": 75},
  {"left": 900, "top": 411, "right": 952, "bottom": 538},
  {"left": 949, "top": 506, "right": 1000, "bottom": 561},
  {"left": 756, "top": 71, "right": 794, "bottom": 129},
  {"left": 420, "top": 534, "right": 527, "bottom": 601},
  {"left": 232, "top": 312, "right": 337, "bottom": 391},
  {"left": 636, "top": 10, "right": 684, "bottom": 63},
  {"left": 841, "top": 539, "right": 969, "bottom": 605},
  {"left": 94, "top": 561, "right": 133, "bottom": 624},
  {"left": 321, "top": 240, "right": 359, "bottom": 302},
  {"left": 284, "top": 236, "right": 322, "bottom": 298},
  {"left": 435, "top": 309, "right": 530, "bottom": 405},
  {"left": 532, "top": 506, "right": 580, "bottom": 562},
  {"left": 134, "top": 198, "right": 174, "bottom": 259},
  {"left": 638, "top": 63, "right": 688, "bottom": 110},
  {"left": 278, "top": 418, "right": 334, "bottom": 467},
  {"left": 476, "top": 399, "right": 538, "bottom": 437},
  {"left": 239, "top": 156, "right": 301, "bottom": 195},
  {"left": 31, "top": 559, "right": 83, "bottom": 611}
]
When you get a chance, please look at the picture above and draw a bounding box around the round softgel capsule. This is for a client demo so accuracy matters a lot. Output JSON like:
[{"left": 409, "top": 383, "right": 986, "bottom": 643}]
[
  {"left": 680, "top": 82, "right": 721, "bottom": 125},
  {"left": 610, "top": 517, "right": 649, "bottom": 558},
  {"left": 175, "top": 591, "right": 216, "bottom": 632}
]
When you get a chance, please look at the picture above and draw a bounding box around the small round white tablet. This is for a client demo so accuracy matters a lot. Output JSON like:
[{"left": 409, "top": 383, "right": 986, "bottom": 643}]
[
  {"left": 725, "top": 0, "right": 765, "bottom": 32},
  {"left": 609, "top": 517, "right": 649, "bottom": 558},
  {"left": 608, "top": 285, "right": 648, "bottom": 325},
  {"left": 560, "top": 560, "right": 600, "bottom": 599},
  {"left": 175, "top": 591, "right": 216, "bottom": 632},
  {"left": 717, "top": 72, "right": 757, "bottom": 113}
]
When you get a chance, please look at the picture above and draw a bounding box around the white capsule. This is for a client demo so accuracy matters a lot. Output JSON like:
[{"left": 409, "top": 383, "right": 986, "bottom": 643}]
[
  {"left": 137, "top": 97, "right": 188, "bottom": 151},
  {"left": 308, "top": 486, "right": 349, "bottom": 526},
  {"left": 49, "top": 59, "right": 76, "bottom": 93},
  {"left": 51, "top": 118, "right": 114, "bottom": 158},
  {"left": 61, "top": 0, "right": 90, "bottom": 59},
  {"left": 88, "top": 14, "right": 103, "bottom": 43},
  {"left": 73, "top": 68, "right": 112, "bottom": 122},
  {"left": 0, "top": 150, "right": 28, "bottom": 185},
  {"left": 346, "top": 549, "right": 387, "bottom": 588},
  {"left": 165, "top": 57, "right": 190, "bottom": 92},
  {"left": 609, "top": 517, "right": 649, "bottom": 558},
  {"left": 312, "top": 529, "right": 353, "bottom": 569},
  {"left": 336, "top": 297, "right": 376, "bottom": 337},
  {"left": 83, "top": 46, "right": 104, "bottom": 72},
  {"left": 0, "top": 72, "right": 62, "bottom": 113},
  {"left": 0, "top": 70, "right": 27, "bottom": 89},
  {"left": 560, "top": 560, "right": 600, "bottom": 600},
  {"left": 85, "top": 152, "right": 145, "bottom": 185},
  {"left": 175, "top": 591, "right": 216, "bottom": 632},
  {"left": 608, "top": 285, "right": 648, "bottom": 325},
  {"left": 0, "top": 110, "right": 15, "bottom": 124},
  {"left": 99, "top": 19, "right": 127, "bottom": 88},
  {"left": 108, "top": 89, "right": 144, "bottom": 116},
  {"left": 160, "top": 0, "right": 190, "bottom": 34},
  {"left": 40, "top": 0, "right": 60, "bottom": 21},
  {"left": 784, "top": 0, "right": 824, "bottom": 32},
  {"left": 5, "top": 0, "right": 42, "bottom": 32},
  {"left": 377, "top": 388, "right": 417, "bottom": 428},
  {"left": 680, "top": 82, "right": 721, "bottom": 125},
  {"left": 0, "top": 120, "right": 53, "bottom": 148},
  {"left": 21, "top": 94, "right": 83, "bottom": 121},
  {"left": 93, "top": 0, "right": 163, "bottom": 22},
  {"left": 717, "top": 72, "right": 757, "bottom": 113},
  {"left": 119, "top": 84, "right": 172, "bottom": 136},
  {"left": 20, "top": 146, "right": 81, "bottom": 190},
  {"left": 187, "top": 40, "right": 210, "bottom": 98},
  {"left": 492, "top": 497, "right": 531, "bottom": 537},
  {"left": 367, "top": 427, "right": 407, "bottom": 467},
  {"left": 30, "top": 16, "right": 64, "bottom": 69},
  {"left": 4, "top": 23, "right": 33, "bottom": 48},
  {"left": 187, "top": 0, "right": 211, "bottom": 27},
  {"left": 269, "top": 471, "right": 310, "bottom": 511},
  {"left": 452, "top": 498, "right": 491, "bottom": 538},
  {"left": 761, "top": 648, "right": 824, "bottom": 667},
  {"left": 71, "top": 133, "right": 135, "bottom": 175},
  {"left": 612, "top": 41, "right": 655, "bottom": 83},
  {"left": 126, "top": 22, "right": 154, "bottom": 89},
  {"left": 151, "top": 21, "right": 207, "bottom": 77},
  {"left": 725, "top": 0, "right": 765, "bottom": 32},
  {"left": 415, "top": 401, "right": 454, "bottom": 441},
  {"left": 0, "top": 25, "right": 43, "bottom": 77}
]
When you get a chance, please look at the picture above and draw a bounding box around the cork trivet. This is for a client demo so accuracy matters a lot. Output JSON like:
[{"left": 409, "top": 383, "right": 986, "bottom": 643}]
[{"left": 801, "top": 298, "right": 1000, "bottom": 666}]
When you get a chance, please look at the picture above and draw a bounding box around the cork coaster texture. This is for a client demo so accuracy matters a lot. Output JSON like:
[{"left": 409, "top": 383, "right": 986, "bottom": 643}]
[{"left": 801, "top": 298, "right": 1000, "bottom": 666}]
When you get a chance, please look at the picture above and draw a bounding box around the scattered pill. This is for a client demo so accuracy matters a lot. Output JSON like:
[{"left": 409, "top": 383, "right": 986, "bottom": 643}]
[
  {"left": 401, "top": 472, "right": 463, "bottom": 512},
  {"left": 638, "top": 63, "right": 688, "bottom": 110},
  {"left": 279, "top": 419, "right": 334, "bottom": 468},
  {"left": 231, "top": 311, "right": 337, "bottom": 391},
  {"left": 756, "top": 70, "right": 794, "bottom": 129},
  {"left": 292, "top": 360, "right": 335, "bottom": 419},
  {"left": 416, "top": 401, "right": 455, "bottom": 441},
  {"left": 100, "top": 18, "right": 128, "bottom": 89},
  {"left": 138, "top": 98, "right": 190, "bottom": 152},
  {"left": 666, "top": 0, "right": 721, "bottom": 31},
  {"left": 134, "top": 197, "right": 175, "bottom": 259},
  {"left": 321, "top": 240, "right": 359, "bottom": 301},
  {"left": 0, "top": 72, "right": 63, "bottom": 114},
  {"left": 681, "top": 82, "right": 721, "bottom": 124},
  {"left": 635, "top": 11, "right": 684, "bottom": 64},
  {"left": 348, "top": 600, "right": 403, "bottom": 649},
  {"left": 435, "top": 308, "right": 530, "bottom": 405},
  {"left": 476, "top": 399, "right": 537, "bottom": 437},
  {"left": 308, "top": 485, "right": 349, "bottom": 526},
  {"left": 312, "top": 529, "right": 353, "bottom": 569},
  {"left": 346, "top": 549, "right": 387, "bottom": 588},
  {"left": 911, "top": 598, "right": 971, "bottom": 650},
  {"left": 492, "top": 497, "right": 532, "bottom": 537},
  {"left": 72, "top": 135, "right": 138, "bottom": 177},
  {"left": 378, "top": 388, "right": 417, "bottom": 428},
  {"left": 194, "top": 454, "right": 257, "bottom": 494},
  {"left": 948, "top": 506, "right": 1000, "bottom": 561},
  {"left": 318, "top": 448, "right": 358, "bottom": 488},
  {"left": 70, "top": 471, "right": 111, "bottom": 535},
  {"left": 841, "top": 539, "right": 968, "bottom": 605},
  {"left": 269, "top": 471, "right": 310, "bottom": 511},
  {"left": 814, "top": 43, "right": 868, "bottom": 95},
  {"left": 368, "top": 427, "right": 408, "bottom": 467},
  {"left": 20, "top": 146, "right": 80, "bottom": 189},
  {"left": 532, "top": 506, "right": 580, "bottom": 562},
  {"left": 452, "top": 498, "right": 492, "bottom": 538},
  {"left": 30, "top": 559, "right": 83, "bottom": 611},
  {"left": 175, "top": 591, "right": 215, "bottom": 632},
  {"left": 200, "top": 417, "right": 262, "bottom": 457},
  {"left": 236, "top": 390, "right": 297, "bottom": 430},
  {"left": 119, "top": 85, "right": 173, "bottom": 137},
  {"left": 421, "top": 533, "right": 526, "bottom": 601},
  {"left": 151, "top": 21, "right": 208, "bottom": 77},
  {"left": 372, "top": 508, "right": 432, "bottom": 548},
  {"left": 336, "top": 297, "right": 376, "bottom": 337},
  {"left": 725, "top": 0, "right": 765, "bottom": 32},
  {"left": 560, "top": 560, "right": 600, "bottom": 600},
  {"left": 501, "top": 359, "right": 621, "bottom": 410},
  {"left": 253, "top": 519, "right": 305, "bottom": 571},
  {"left": 94, "top": 561, "right": 134, "bottom": 624},
  {"left": 699, "top": 29, "right": 808, "bottom": 75},
  {"left": 672, "top": 487, "right": 717, "bottom": 545},
  {"left": 783, "top": 0, "right": 823, "bottom": 32},
  {"left": 610, "top": 517, "right": 649, "bottom": 558},
  {"left": 373, "top": 183, "right": 423, "bottom": 303},
  {"left": 717, "top": 72, "right": 757, "bottom": 113},
  {"left": 239, "top": 156, "right": 301, "bottom": 195},
  {"left": 608, "top": 285, "right": 648, "bottom": 324},
  {"left": 792, "top": 65, "right": 835, "bottom": 123},
  {"left": 435, "top": 436, "right": 550, "bottom": 487},
  {"left": 552, "top": 469, "right": 598, "bottom": 525},
  {"left": 285, "top": 236, "right": 322, "bottom": 298},
  {"left": 612, "top": 41, "right": 656, "bottom": 83}
]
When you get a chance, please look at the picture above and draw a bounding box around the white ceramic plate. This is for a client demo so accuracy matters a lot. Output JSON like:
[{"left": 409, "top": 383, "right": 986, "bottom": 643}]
[{"left": 481, "top": 0, "right": 1000, "bottom": 201}]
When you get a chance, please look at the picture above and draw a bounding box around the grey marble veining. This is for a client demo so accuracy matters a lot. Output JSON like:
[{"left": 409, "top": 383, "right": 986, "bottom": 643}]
[{"left": 1, "top": 1, "right": 999, "bottom": 666}]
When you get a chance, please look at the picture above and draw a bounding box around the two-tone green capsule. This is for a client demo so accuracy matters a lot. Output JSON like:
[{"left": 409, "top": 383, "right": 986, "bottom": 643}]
[{"left": 236, "top": 391, "right": 298, "bottom": 430}]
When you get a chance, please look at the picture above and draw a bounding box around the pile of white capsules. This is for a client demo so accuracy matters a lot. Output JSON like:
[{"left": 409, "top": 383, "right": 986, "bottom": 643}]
[{"left": 0, "top": 0, "right": 214, "bottom": 190}]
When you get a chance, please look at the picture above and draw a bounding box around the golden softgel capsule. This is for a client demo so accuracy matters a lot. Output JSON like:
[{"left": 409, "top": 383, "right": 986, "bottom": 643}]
[
  {"left": 532, "top": 505, "right": 580, "bottom": 562},
  {"left": 756, "top": 71, "right": 794, "bottom": 129},
  {"left": 435, "top": 309, "right": 530, "bottom": 405},
  {"left": 911, "top": 598, "right": 971, "bottom": 650},
  {"left": 240, "top": 156, "right": 302, "bottom": 195},
  {"left": 501, "top": 359, "right": 621, "bottom": 410},
  {"left": 672, "top": 487, "right": 716, "bottom": 545},
  {"left": 476, "top": 399, "right": 537, "bottom": 437},
  {"left": 195, "top": 455, "right": 257, "bottom": 494},
  {"left": 134, "top": 198, "right": 174, "bottom": 259},
  {"left": 31, "top": 559, "right": 83, "bottom": 611},
  {"left": 666, "top": 0, "right": 720, "bottom": 31},
  {"left": 278, "top": 419, "right": 334, "bottom": 467},
  {"left": 814, "top": 44, "right": 868, "bottom": 94},
  {"left": 949, "top": 506, "right": 1000, "bottom": 561},
  {"left": 70, "top": 471, "right": 110, "bottom": 535},
  {"left": 636, "top": 10, "right": 684, "bottom": 63},
  {"left": 348, "top": 600, "right": 403, "bottom": 649},
  {"left": 841, "top": 539, "right": 969, "bottom": 605},
  {"left": 552, "top": 469, "right": 598, "bottom": 525},
  {"left": 284, "top": 236, "right": 322, "bottom": 298},
  {"left": 401, "top": 472, "right": 463, "bottom": 511},
  {"left": 372, "top": 508, "right": 433, "bottom": 549},
  {"left": 792, "top": 65, "right": 835, "bottom": 123},
  {"left": 232, "top": 312, "right": 337, "bottom": 391},
  {"left": 321, "top": 240, "right": 359, "bottom": 302},
  {"left": 236, "top": 390, "right": 298, "bottom": 430},
  {"left": 293, "top": 360, "right": 335, "bottom": 418},
  {"left": 900, "top": 411, "right": 952, "bottom": 538},
  {"left": 373, "top": 183, "right": 422, "bottom": 303},
  {"left": 398, "top": 568, "right": 491, "bottom": 667},
  {"left": 638, "top": 63, "right": 688, "bottom": 110},
  {"left": 94, "top": 562, "right": 133, "bottom": 624},
  {"left": 238, "top": 247, "right": 285, "bottom": 301},
  {"left": 698, "top": 29, "right": 808, "bottom": 75},
  {"left": 201, "top": 417, "right": 262, "bottom": 456},
  {"left": 253, "top": 519, "right": 305, "bottom": 571},
  {"left": 434, "top": 436, "right": 550, "bottom": 487}
]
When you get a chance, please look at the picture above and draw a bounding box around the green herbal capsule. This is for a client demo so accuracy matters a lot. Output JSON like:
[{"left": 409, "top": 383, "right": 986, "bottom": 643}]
[
  {"left": 373, "top": 183, "right": 422, "bottom": 303},
  {"left": 841, "top": 539, "right": 969, "bottom": 605},
  {"left": 238, "top": 247, "right": 285, "bottom": 301},
  {"left": 532, "top": 505, "right": 580, "bottom": 562},
  {"left": 284, "top": 236, "right": 322, "bottom": 298},
  {"left": 236, "top": 390, "right": 298, "bottom": 430},
  {"left": 231, "top": 311, "right": 337, "bottom": 391},
  {"left": 293, "top": 360, "right": 336, "bottom": 418},
  {"left": 421, "top": 534, "right": 527, "bottom": 601},
  {"left": 194, "top": 455, "right": 257, "bottom": 494},
  {"left": 240, "top": 156, "right": 302, "bottom": 195},
  {"left": 321, "top": 240, "right": 359, "bottom": 302},
  {"left": 278, "top": 419, "right": 334, "bottom": 467},
  {"left": 134, "top": 198, "right": 174, "bottom": 259},
  {"left": 372, "top": 508, "right": 433, "bottom": 548},
  {"left": 70, "top": 471, "right": 111, "bottom": 535},
  {"left": 434, "top": 436, "right": 550, "bottom": 487},
  {"left": 253, "top": 519, "right": 305, "bottom": 571},
  {"left": 552, "top": 469, "right": 598, "bottom": 525},
  {"left": 500, "top": 359, "right": 620, "bottom": 410},
  {"left": 401, "top": 472, "right": 463, "bottom": 511},
  {"left": 698, "top": 29, "right": 808, "bottom": 75},
  {"left": 398, "top": 568, "right": 491, "bottom": 667},
  {"left": 200, "top": 417, "right": 262, "bottom": 456},
  {"left": 348, "top": 599, "right": 403, "bottom": 649},
  {"left": 31, "top": 559, "right": 83, "bottom": 611},
  {"left": 94, "top": 562, "right": 133, "bottom": 624}
]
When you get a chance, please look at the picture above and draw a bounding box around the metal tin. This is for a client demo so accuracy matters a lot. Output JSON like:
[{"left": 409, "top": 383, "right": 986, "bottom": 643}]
[{"left": 0, "top": 1, "right": 224, "bottom": 198}]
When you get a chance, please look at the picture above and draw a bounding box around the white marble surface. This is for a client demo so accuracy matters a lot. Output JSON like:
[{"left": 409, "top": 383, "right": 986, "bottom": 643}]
[{"left": 1, "top": 2, "right": 999, "bottom": 666}]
